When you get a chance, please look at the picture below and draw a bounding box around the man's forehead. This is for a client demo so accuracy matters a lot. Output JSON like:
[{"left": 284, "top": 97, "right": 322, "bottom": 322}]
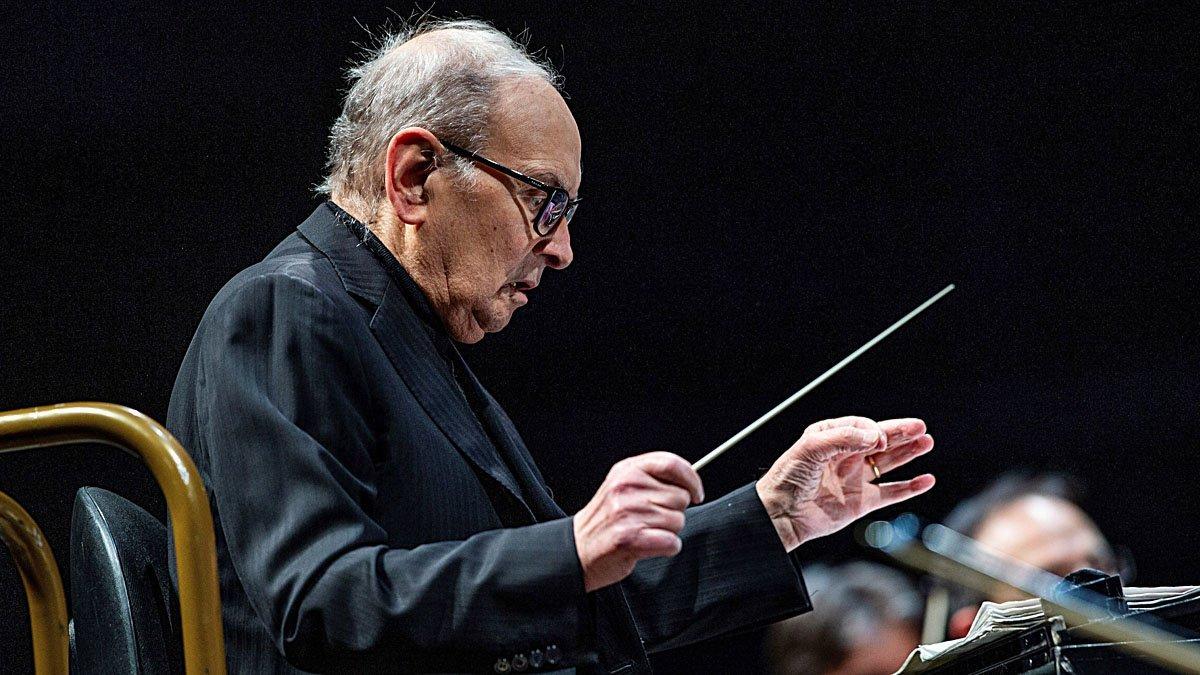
[
  {"left": 488, "top": 78, "right": 582, "bottom": 191},
  {"left": 978, "top": 496, "right": 1102, "bottom": 549}
]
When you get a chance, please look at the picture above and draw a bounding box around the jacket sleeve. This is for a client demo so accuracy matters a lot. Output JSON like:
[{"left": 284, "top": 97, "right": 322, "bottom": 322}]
[
  {"left": 189, "top": 271, "right": 597, "bottom": 673},
  {"left": 620, "top": 482, "right": 813, "bottom": 653}
]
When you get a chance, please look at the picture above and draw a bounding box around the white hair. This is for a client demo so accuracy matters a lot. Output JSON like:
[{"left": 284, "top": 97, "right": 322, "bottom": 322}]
[{"left": 317, "top": 18, "right": 563, "bottom": 217}]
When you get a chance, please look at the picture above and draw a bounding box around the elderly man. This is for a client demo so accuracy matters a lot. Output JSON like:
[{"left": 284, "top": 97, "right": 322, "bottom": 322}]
[{"left": 167, "top": 19, "right": 936, "bottom": 674}]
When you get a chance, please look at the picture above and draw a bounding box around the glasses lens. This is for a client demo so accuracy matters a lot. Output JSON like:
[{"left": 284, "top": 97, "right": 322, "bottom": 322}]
[{"left": 537, "top": 190, "right": 570, "bottom": 235}]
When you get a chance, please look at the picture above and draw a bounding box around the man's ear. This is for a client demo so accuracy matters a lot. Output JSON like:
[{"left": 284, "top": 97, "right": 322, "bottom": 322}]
[{"left": 384, "top": 128, "right": 440, "bottom": 228}]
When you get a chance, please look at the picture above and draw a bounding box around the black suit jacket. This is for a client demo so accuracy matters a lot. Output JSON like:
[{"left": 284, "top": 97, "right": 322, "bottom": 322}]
[{"left": 166, "top": 202, "right": 812, "bottom": 673}]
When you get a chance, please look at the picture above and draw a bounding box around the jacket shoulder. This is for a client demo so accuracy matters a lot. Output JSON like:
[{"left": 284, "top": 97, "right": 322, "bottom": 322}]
[{"left": 201, "top": 235, "right": 363, "bottom": 328}]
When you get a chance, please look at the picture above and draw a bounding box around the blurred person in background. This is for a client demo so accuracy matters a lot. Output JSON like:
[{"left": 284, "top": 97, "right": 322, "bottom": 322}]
[
  {"left": 766, "top": 562, "right": 922, "bottom": 675},
  {"left": 931, "top": 472, "right": 1126, "bottom": 640}
]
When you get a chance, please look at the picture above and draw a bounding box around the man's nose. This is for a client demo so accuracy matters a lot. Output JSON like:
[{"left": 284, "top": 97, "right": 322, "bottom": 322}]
[{"left": 537, "top": 222, "right": 573, "bottom": 270}]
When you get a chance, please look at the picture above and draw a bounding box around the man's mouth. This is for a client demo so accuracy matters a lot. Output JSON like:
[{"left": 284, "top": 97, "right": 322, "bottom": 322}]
[
  {"left": 501, "top": 279, "right": 537, "bottom": 305},
  {"left": 503, "top": 279, "right": 538, "bottom": 293}
]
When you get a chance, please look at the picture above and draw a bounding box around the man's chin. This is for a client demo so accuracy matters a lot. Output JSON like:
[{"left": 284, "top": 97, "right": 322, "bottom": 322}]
[
  {"left": 483, "top": 310, "right": 517, "bottom": 334},
  {"left": 445, "top": 313, "right": 490, "bottom": 344},
  {"left": 459, "top": 306, "right": 516, "bottom": 342}
]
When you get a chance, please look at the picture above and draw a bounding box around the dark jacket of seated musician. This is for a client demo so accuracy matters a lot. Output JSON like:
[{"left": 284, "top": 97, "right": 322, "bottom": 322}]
[{"left": 166, "top": 19, "right": 938, "bottom": 674}]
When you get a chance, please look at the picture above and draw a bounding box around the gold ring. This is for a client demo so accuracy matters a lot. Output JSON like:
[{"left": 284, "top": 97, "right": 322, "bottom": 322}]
[{"left": 867, "top": 455, "right": 881, "bottom": 480}]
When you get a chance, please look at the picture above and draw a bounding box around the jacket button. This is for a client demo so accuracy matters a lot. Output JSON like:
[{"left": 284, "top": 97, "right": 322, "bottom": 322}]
[
  {"left": 546, "top": 644, "right": 561, "bottom": 665},
  {"left": 494, "top": 658, "right": 511, "bottom": 673},
  {"left": 529, "top": 649, "right": 544, "bottom": 668},
  {"left": 512, "top": 653, "right": 529, "bottom": 671}
]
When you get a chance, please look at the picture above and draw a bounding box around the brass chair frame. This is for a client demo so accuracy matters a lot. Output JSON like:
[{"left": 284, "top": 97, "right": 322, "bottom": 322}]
[
  {"left": 0, "top": 489, "right": 68, "bottom": 674},
  {"left": 0, "top": 402, "right": 226, "bottom": 674}
]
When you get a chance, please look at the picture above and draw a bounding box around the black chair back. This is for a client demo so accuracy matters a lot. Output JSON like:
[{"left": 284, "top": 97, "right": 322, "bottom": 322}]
[{"left": 69, "top": 487, "right": 183, "bottom": 674}]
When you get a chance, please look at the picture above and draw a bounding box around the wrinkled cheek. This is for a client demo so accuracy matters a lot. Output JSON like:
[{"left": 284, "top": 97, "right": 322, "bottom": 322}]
[{"left": 506, "top": 224, "right": 535, "bottom": 263}]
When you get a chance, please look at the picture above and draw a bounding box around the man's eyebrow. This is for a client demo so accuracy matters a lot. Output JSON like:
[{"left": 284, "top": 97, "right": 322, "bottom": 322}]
[{"left": 522, "top": 168, "right": 566, "bottom": 190}]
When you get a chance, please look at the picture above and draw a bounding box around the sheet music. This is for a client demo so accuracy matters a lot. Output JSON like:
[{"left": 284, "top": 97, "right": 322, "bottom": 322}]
[{"left": 896, "top": 586, "right": 1200, "bottom": 673}]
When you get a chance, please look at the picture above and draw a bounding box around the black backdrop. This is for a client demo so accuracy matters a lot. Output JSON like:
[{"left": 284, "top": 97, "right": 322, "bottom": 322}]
[{"left": 2, "top": 2, "right": 1197, "bottom": 672}]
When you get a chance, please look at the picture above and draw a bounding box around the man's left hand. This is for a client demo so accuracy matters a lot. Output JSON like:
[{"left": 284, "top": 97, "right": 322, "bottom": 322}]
[{"left": 755, "top": 416, "right": 935, "bottom": 552}]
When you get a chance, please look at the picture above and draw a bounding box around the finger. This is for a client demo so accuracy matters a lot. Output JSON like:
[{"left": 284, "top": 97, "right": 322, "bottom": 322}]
[
  {"left": 876, "top": 474, "right": 936, "bottom": 509},
  {"left": 647, "top": 484, "right": 692, "bottom": 511},
  {"left": 631, "top": 528, "right": 683, "bottom": 559},
  {"left": 618, "top": 485, "right": 690, "bottom": 512},
  {"left": 803, "top": 424, "right": 885, "bottom": 461},
  {"left": 855, "top": 432, "right": 926, "bottom": 474},
  {"left": 641, "top": 504, "right": 686, "bottom": 533},
  {"left": 870, "top": 434, "right": 934, "bottom": 474},
  {"left": 879, "top": 418, "right": 927, "bottom": 447},
  {"left": 804, "top": 416, "right": 878, "bottom": 435},
  {"left": 638, "top": 452, "right": 704, "bottom": 503}
]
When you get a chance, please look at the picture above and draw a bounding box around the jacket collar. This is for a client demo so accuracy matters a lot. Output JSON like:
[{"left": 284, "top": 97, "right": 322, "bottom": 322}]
[
  {"left": 295, "top": 202, "right": 391, "bottom": 306},
  {"left": 296, "top": 202, "right": 546, "bottom": 522}
]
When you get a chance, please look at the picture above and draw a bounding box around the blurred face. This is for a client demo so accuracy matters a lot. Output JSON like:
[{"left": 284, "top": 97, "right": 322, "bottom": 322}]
[
  {"left": 975, "top": 495, "right": 1114, "bottom": 602},
  {"left": 422, "top": 78, "right": 580, "bottom": 343}
]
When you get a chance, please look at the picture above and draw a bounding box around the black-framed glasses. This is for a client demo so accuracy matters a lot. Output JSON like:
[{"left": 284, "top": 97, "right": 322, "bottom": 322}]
[{"left": 441, "top": 140, "right": 581, "bottom": 237}]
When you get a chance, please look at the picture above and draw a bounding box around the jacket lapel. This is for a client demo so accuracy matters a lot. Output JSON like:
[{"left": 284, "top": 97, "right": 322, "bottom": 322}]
[
  {"left": 448, "top": 348, "right": 567, "bottom": 520},
  {"left": 370, "top": 284, "right": 533, "bottom": 514},
  {"left": 297, "top": 204, "right": 535, "bottom": 522}
]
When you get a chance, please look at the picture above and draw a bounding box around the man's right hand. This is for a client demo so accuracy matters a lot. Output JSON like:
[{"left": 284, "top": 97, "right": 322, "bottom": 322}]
[{"left": 573, "top": 452, "right": 705, "bottom": 592}]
